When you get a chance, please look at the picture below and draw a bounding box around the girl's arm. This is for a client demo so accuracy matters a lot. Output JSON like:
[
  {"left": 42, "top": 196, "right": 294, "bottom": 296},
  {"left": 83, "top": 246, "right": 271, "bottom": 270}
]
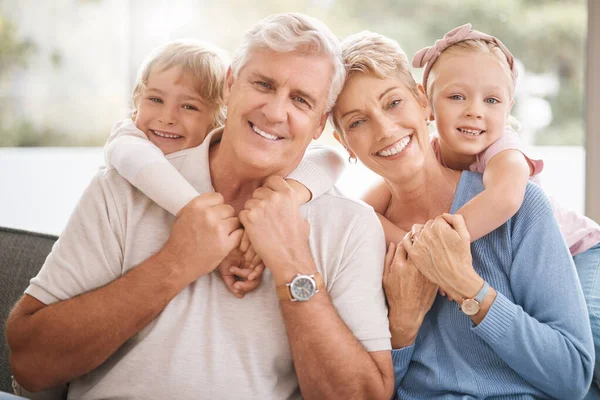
[
  {"left": 455, "top": 149, "right": 531, "bottom": 242},
  {"left": 105, "top": 120, "right": 199, "bottom": 216},
  {"left": 286, "top": 145, "right": 345, "bottom": 204},
  {"left": 362, "top": 181, "right": 407, "bottom": 244}
]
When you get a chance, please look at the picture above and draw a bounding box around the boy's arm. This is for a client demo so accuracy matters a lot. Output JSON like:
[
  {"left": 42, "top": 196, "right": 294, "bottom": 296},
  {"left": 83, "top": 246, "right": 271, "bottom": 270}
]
[
  {"left": 362, "top": 180, "right": 392, "bottom": 214},
  {"left": 455, "top": 149, "right": 531, "bottom": 241},
  {"left": 362, "top": 181, "right": 405, "bottom": 245},
  {"left": 285, "top": 145, "right": 345, "bottom": 204},
  {"left": 105, "top": 120, "right": 199, "bottom": 216}
]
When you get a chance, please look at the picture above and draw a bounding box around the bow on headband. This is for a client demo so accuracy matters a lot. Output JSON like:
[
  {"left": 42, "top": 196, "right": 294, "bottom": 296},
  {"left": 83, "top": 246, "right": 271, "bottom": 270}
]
[{"left": 412, "top": 23, "right": 518, "bottom": 93}]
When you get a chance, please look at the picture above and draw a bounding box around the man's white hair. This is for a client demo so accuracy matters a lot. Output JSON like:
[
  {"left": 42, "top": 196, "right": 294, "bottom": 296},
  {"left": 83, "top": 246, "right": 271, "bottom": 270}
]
[{"left": 230, "top": 13, "right": 344, "bottom": 112}]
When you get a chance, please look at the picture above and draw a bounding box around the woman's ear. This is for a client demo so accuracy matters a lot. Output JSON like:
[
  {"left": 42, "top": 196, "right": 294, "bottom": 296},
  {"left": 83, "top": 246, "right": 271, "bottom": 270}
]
[{"left": 333, "top": 131, "right": 356, "bottom": 158}]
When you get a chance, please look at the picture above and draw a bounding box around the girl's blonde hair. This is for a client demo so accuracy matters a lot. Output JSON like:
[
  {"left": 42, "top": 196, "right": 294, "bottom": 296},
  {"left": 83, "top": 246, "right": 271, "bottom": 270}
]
[
  {"left": 132, "top": 40, "right": 228, "bottom": 131},
  {"left": 427, "top": 39, "right": 516, "bottom": 99},
  {"left": 427, "top": 39, "right": 520, "bottom": 130},
  {"left": 332, "top": 31, "right": 420, "bottom": 135}
]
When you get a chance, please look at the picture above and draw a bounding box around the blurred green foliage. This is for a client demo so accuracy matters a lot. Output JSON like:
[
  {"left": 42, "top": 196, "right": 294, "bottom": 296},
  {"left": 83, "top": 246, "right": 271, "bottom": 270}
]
[{"left": 0, "top": 0, "right": 587, "bottom": 146}]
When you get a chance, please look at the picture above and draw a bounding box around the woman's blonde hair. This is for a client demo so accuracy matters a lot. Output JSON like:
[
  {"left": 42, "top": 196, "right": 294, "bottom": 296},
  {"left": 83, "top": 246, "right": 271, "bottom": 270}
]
[
  {"left": 132, "top": 40, "right": 228, "bottom": 131},
  {"left": 332, "top": 31, "right": 420, "bottom": 134}
]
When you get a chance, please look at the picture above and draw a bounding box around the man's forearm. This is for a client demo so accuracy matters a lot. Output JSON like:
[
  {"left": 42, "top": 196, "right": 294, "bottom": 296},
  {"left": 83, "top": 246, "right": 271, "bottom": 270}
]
[
  {"left": 7, "top": 250, "right": 188, "bottom": 391},
  {"left": 280, "top": 292, "right": 393, "bottom": 400}
]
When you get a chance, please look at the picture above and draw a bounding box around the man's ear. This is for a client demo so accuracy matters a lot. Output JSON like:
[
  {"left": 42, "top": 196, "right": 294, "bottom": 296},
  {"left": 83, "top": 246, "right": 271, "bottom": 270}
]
[
  {"left": 223, "top": 67, "right": 235, "bottom": 106},
  {"left": 313, "top": 113, "right": 329, "bottom": 140},
  {"left": 333, "top": 130, "right": 356, "bottom": 158}
]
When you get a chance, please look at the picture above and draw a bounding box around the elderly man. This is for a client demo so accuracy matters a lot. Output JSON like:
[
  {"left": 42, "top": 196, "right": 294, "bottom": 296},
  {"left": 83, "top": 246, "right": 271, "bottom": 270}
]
[{"left": 6, "top": 13, "right": 393, "bottom": 400}]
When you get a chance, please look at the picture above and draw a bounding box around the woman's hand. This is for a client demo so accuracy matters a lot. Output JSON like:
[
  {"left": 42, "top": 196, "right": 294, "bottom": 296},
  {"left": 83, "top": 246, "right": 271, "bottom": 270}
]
[
  {"left": 383, "top": 240, "right": 438, "bottom": 349},
  {"left": 405, "top": 214, "right": 484, "bottom": 302}
]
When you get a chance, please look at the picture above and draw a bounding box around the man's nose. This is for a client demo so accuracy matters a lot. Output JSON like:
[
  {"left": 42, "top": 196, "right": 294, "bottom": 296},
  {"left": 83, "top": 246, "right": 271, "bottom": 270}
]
[{"left": 262, "top": 95, "right": 287, "bottom": 124}]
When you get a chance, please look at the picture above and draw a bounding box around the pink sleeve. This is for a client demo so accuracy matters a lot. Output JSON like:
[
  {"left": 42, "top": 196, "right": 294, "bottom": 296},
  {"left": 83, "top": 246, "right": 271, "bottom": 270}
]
[{"left": 469, "top": 127, "right": 544, "bottom": 177}]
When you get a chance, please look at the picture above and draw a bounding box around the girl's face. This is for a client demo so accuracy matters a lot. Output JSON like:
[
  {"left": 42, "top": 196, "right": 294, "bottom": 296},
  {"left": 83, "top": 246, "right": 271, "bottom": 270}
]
[
  {"left": 333, "top": 72, "right": 432, "bottom": 182},
  {"left": 429, "top": 52, "right": 514, "bottom": 166}
]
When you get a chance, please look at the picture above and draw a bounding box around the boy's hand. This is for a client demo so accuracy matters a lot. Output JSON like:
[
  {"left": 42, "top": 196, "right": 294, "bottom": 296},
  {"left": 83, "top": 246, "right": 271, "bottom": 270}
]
[{"left": 217, "top": 236, "right": 266, "bottom": 298}]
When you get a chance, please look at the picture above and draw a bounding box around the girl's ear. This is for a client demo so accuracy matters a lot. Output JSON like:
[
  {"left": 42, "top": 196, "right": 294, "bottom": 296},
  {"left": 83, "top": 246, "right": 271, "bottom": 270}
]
[
  {"left": 131, "top": 109, "right": 138, "bottom": 121},
  {"left": 333, "top": 131, "right": 356, "bottom": 159}
]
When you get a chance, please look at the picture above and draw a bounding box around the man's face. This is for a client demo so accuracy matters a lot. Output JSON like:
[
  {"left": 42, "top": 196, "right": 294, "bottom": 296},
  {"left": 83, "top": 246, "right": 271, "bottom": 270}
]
[{"left": 222, "top": 50, "right": 332, "bottom": 176}]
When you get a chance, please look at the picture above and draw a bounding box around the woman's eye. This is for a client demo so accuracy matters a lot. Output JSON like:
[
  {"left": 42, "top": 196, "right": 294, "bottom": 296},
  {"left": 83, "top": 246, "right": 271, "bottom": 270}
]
[
  {"left": 388, "top": 99, "right": 401, "bottom": 109},
  {"left": 449, "top": 95, "right": 464, "bottom": 101},
  {"left": 485, "top": 98, "right": 500, "bottom": 104},
  {"left": 349, "top": 120, "right": 364, "bottom": 129},
  {"left": 149, "top": 97, "right": 163, "bottom": 103}
]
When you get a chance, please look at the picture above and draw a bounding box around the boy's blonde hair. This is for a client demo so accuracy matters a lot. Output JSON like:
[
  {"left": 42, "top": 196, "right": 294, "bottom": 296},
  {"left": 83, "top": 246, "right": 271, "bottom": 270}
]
[
  {"left": 132, "top": 40, "right": 228, "bottom": 131},
  {"left": 427, "top": 39, "right": 516, "bottom": 99},
  {"left": 332, "top": 31, "right": 420, "bottom": 135}
]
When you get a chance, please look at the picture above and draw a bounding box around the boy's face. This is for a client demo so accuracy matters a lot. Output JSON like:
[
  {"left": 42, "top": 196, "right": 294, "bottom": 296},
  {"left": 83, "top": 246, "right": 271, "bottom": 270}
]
[{"left": 134, "top": 66, "right": 216, "bottom": 155}]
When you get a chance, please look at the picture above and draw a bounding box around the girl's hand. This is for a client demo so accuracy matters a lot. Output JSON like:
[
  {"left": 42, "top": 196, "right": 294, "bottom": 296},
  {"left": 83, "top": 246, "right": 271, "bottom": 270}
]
[
  {"left": 383, "top": 239, "right": 439, "bottom": 348},
  {"left": 404, "top": 214, "right": 483, "bottom": 302}
]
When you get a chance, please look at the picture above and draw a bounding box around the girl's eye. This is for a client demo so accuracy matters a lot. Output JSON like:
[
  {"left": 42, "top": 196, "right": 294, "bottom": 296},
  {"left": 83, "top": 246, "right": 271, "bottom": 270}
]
[
  {"left": 149, "top": 97, "right": 163, "bottom": 103},
  {"left": 485, "top": 98, "right": 500, "bottom": 104},
  {"left": 449, "top": 94, "right": 464, "bottom": 101},
  {"left": 183, "top": 104, "right": 198, "bottom": 111}
]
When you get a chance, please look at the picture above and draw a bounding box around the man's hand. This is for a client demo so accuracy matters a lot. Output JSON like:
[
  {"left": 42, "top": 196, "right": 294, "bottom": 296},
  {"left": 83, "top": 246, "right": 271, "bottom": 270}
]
[
  {"left": 383, "top": 239, "right": 438, "bottom": 349},
  {"left": 404, "top": 214, "right": 483, "bottom": 302},
  {"left": 163, "top": 193, "right": 244, "bottom": 284},
  {"left": 238, "top": 176, "right": 314, "bottom": 286}
]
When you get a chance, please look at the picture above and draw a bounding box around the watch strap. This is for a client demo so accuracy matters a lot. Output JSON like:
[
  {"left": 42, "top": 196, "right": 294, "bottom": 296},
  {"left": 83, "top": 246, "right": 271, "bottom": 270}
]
[{"left": 474, "top": 281, "right": 490, "bottom": 303}]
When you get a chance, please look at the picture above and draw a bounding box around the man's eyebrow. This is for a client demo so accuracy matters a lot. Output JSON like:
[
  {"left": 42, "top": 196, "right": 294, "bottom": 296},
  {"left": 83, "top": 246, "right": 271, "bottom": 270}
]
[
  {"left": 294, "top": 89, "right": 317, "bottom": 106},
  {"left": 250, "top": 73, "right": 277, "bottom": 86}
]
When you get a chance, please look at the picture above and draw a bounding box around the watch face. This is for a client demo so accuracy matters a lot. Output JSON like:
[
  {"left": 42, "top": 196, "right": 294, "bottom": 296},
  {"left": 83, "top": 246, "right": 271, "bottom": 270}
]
[
  {"left": 290, "top": 276, "right": 317, "bottom": 301},
  {"left": 460, "top": 299, "right": 480, "bottom": 316}
]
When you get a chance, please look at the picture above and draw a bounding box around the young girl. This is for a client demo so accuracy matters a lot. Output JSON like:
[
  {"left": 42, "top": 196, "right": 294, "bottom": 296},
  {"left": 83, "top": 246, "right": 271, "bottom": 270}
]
[
  {"left": 105, "top": 40, "right": 345, "bottom": 298},
  {"left": 365, "top": 23, "right": 600, "bottom": 389}
]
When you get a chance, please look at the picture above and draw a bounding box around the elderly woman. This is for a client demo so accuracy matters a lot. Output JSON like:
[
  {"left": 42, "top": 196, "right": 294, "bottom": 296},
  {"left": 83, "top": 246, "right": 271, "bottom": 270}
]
[{"left": 331, "top": 31, "right": 594, "bottom": 399}]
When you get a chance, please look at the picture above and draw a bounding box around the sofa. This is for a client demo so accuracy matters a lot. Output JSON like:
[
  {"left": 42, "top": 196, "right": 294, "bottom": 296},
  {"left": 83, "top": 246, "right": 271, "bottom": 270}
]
[{"left": 0, "top": 226, "right": 58, "bottom": 394}]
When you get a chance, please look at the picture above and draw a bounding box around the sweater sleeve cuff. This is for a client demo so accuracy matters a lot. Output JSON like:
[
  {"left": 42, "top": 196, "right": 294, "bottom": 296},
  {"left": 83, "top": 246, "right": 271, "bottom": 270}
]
[
  {"left": 286, "top": 160, "right": 328, "bottom": 200},
  {"left": 391, "top": 345, "right": 414, "bottom": 393},
  {"left": 471, "top": 291, "right": 518, "bottom": 343}
]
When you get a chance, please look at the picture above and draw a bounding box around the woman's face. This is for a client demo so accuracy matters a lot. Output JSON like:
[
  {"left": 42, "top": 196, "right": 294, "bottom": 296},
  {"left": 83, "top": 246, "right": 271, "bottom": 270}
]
[{"left": 333, "top": 73, "right": 432, "bottom": 181}]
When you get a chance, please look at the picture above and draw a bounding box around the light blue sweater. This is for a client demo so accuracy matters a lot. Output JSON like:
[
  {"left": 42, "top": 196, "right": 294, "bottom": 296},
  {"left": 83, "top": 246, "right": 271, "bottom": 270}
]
[{"left": 392, "top": 172, "right": 594, "bottom": 399}]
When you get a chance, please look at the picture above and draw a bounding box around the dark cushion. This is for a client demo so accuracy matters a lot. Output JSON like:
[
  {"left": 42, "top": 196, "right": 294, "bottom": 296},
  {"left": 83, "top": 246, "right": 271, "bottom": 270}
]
[{"left": 0, "top": 227, "right": 57, "bottom": 393}]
